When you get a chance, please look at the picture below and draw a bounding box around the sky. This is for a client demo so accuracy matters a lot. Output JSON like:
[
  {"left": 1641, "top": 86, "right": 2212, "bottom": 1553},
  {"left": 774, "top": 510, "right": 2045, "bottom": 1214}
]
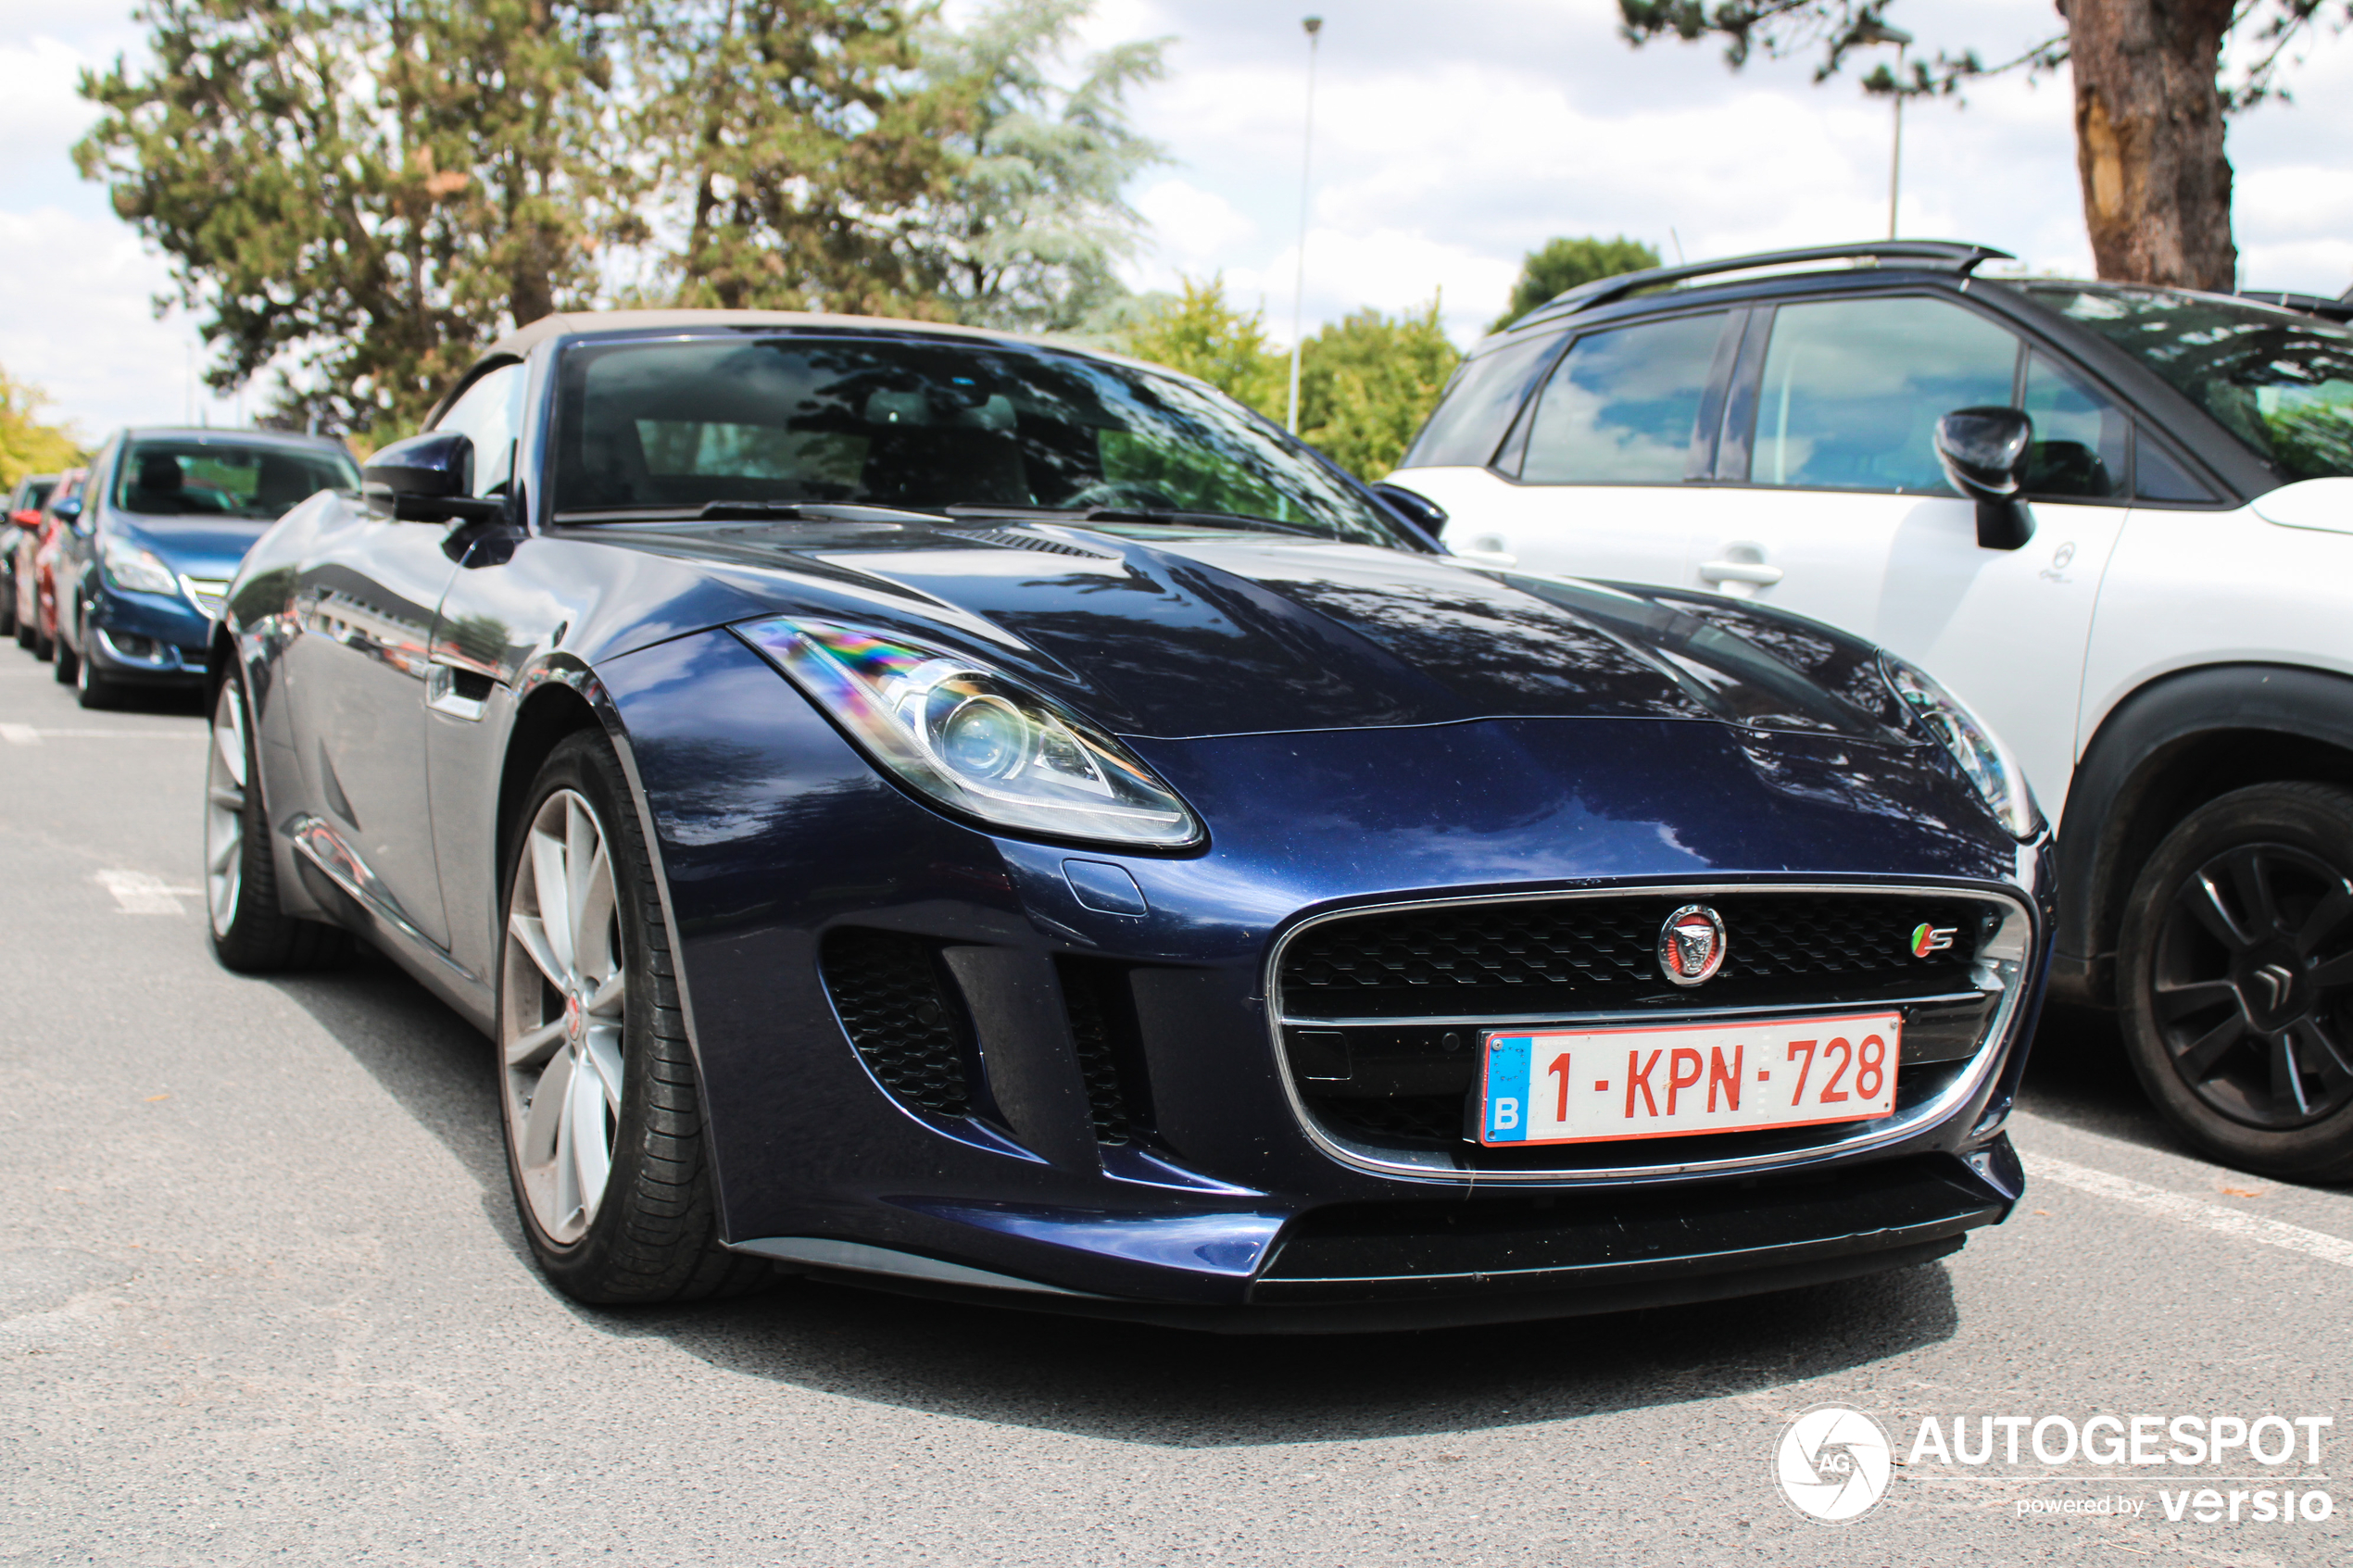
[{"left": 5, "top": 0, "right": 2352, "bottom": 437}]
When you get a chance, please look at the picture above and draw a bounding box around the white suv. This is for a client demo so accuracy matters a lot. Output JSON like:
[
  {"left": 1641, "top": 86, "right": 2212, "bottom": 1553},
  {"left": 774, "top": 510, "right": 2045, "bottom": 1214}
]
[{"left": 1385, "top": 240, "right": 2353, "bottom": 1179}]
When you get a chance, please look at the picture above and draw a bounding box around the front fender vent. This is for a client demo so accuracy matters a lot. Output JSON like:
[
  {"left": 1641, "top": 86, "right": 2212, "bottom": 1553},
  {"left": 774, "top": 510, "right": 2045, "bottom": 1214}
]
[{"left": 820, "top": 928, "right": 973, "bottom": 1117}]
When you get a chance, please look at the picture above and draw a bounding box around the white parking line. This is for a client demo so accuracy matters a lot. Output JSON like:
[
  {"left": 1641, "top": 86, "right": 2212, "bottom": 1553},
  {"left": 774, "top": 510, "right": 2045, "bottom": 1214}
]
[
  {"left": 95, "top": 870, "right": 203, "bottom": 916},
  {"left": 2023, "top": 1150, "right": 2353, "bottom": 1270},
  {"left": 0, "top": 727, "right": 203, "bottom": 744}
]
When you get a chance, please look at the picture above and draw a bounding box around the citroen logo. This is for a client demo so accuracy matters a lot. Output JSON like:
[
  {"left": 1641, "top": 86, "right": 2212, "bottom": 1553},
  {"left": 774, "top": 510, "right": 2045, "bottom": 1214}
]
[
  {"left": 2252, "top": 962, "right": 2296, "bottom": 1014},
  {"left": 1659, "top": 904, "right": 1729, "bottom": 987}
]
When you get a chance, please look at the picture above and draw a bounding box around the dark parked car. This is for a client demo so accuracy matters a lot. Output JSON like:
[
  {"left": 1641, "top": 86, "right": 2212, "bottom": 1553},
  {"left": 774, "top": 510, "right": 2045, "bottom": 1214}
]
[
  {"left": 51, "top": 428, "right": 357, "bottom": 706},
  {"left": 1, "top": 471, "right": 59, "bottom": 641},
  {"left": 203, "top": 309, "right": 2053, "bottom": 1325}
]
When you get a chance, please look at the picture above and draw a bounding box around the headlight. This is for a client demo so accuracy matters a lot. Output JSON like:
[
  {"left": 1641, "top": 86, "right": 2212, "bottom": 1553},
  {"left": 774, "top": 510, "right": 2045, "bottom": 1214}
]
[
  {"left": 738, "top": 617, "right": 1204, "bottom": 849},
  {"left": 102, "top": 541, "right": 180, "bottom": 596},
  {"left": 1881, "top": 653, "right": 2043, "bottom": 840}
]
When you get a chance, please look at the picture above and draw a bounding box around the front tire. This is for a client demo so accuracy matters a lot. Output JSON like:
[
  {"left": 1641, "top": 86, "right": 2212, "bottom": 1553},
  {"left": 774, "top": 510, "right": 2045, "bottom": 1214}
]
[
  {"left": 2119, "top": 782, "right": 2353, "bottom": 1181},
  {"left": 76, "top": 641, "right": 120, "bottom": 709},
  {"left": 51, "top": 607, "right": 77, "bottom": 684},
  {"left": 496, "top": 731, "right": 772, "bottom": 1305},
  {"left": 205, "top": 673, "right": 351, "bottom": 972}
]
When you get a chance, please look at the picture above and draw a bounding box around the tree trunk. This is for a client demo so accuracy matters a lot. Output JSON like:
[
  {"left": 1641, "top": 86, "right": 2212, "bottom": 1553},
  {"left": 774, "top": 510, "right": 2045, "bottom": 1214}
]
[{"left": 2067, "top": 0, "right": 2236, "bottom": 290}]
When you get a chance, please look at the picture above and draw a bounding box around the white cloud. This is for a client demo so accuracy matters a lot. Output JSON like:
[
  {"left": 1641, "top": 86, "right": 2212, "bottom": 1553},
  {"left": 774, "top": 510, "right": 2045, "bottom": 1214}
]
[{"left": 1133, "top": 178, "right": 1257, "bottom": 269}]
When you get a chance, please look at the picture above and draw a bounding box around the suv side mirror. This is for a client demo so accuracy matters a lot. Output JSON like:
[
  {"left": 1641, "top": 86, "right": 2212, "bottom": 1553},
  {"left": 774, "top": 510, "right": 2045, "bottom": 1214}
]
[
  {"left": 363, "top": 432, "right": 505, "bottom": 523},
  {"left": 1934, "top": 406, "right": 2035, "bottom": 551},
  {"left": 8, "top": 508, "right": 41, "bottom": 530},
  {"left": 1370, "top": 481, "right": 1449, "bottom": 540}
]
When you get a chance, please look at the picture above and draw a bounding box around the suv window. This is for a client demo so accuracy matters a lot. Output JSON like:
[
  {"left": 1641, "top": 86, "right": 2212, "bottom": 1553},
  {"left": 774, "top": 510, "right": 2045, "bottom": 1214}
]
[
  {"left": 2020, "top": 352, "right": 2128, "bottom": 498},
  {"left": 1401, "top": 332, "right": 1557, "bottom": 470},
  {"left": 2020, "top": 284, "right": 2353, "bottom": 481},
  {"left": 1518, "top": 313, "right": 1726, "bottom": 484},
  {"left": 1751, "top": 296, "right": 2020, "bottom": 493}
]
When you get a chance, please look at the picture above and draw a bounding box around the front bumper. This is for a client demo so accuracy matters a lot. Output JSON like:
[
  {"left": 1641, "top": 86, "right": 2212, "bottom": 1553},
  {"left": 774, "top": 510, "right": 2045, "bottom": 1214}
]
[
  {"left": 601, "top": 630, "right": 2054, "bottom": 1327},
  {"left": 85, "top": 586, "right": 209, "bottom": 684}
]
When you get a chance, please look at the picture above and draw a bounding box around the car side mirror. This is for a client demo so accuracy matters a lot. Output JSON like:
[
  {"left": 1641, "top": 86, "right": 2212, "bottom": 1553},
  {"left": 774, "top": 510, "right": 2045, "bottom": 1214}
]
[
  {"left": 8, "top": 508, "right": 41, "bottom": 530},
  {"left": 363, "top": 432, "right": 506, "bottom": 523},
  {"left": 1370, "top": 481, "right": 1448, "bottom": 540},
  {"left": 1934, "top": 406, "right": 2035, "bottom": 551}
]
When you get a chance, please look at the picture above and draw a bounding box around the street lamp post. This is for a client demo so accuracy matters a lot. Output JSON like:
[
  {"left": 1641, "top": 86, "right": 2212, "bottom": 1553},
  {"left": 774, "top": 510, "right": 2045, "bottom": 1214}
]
[
  {"left": 1856, "top": 20, "right": 1913, "bottom": 240},
  {"left": 1286, "top": 16, "right": 1323, "bottom": 434}
]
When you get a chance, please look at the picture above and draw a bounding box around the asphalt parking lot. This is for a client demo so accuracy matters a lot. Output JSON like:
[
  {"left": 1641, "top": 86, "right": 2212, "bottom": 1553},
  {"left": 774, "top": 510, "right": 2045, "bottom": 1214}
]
[{"left": 2, "top": 665, "right": 2347, "bottom": 1567}]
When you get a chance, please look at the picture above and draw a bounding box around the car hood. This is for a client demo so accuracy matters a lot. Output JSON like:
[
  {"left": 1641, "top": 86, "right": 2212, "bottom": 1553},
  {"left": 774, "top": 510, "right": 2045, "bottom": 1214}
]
[
  {"left": 110, "top": 513, "right": 272, "bottom": 579},
  {"left": 583, "top": 520, "right": 1912, "bottom": 744}
]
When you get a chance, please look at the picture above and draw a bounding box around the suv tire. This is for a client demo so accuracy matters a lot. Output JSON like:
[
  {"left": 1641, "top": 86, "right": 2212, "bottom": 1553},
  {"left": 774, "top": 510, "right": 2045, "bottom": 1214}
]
[{"left": 2118, "top": 782, "right": 2353, "bottom": 1181}]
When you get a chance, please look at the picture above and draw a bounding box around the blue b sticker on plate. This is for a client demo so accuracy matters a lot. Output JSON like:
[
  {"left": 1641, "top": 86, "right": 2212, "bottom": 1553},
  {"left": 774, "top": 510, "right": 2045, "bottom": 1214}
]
[{"left": 1483, "top": 1035, "right": 1532, "bottom": 1142}]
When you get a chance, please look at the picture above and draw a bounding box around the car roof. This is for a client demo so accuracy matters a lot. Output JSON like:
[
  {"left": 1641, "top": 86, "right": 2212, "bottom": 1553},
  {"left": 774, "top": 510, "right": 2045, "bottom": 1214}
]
[
  {"left": 485, "top": 307, "right": 1152, "bottom": 369},
  {"left": 117, "top": 426, "right": 352, "bottom": 452}
]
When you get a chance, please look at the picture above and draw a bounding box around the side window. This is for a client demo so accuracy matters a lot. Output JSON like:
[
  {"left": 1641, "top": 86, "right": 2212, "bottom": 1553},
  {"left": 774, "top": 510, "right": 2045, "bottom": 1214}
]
[
  {"left": 2133, "top": 433, "right": 2218, "bottom": 502},
  {"left": 1518, "top": 313, "right": 1727, "bottom": 484},
  {"left": 2020, "top": 353, "right": 2128, "bottom": 498},
  {"left": 433, "top": 362, "right": 529, "bottom": 497},
  {"left": 1401, "top": 332, "right": 1556, "bottom": 470},
  {"left": 1751, "top": 296, "right": 2019, "bottom": 493}
]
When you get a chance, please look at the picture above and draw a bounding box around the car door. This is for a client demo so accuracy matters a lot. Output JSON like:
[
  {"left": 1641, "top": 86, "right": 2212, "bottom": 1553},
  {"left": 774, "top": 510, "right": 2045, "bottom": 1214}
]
[
  {"left": 1699, "top": 294, "right": 2133, "bottom": 823},
  {"left": 1430, "top": 309, "right": 1740, "bottom": 585}
]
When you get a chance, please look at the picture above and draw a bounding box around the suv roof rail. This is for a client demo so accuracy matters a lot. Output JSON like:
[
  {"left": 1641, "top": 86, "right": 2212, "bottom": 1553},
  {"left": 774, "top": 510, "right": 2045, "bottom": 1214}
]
[
  {"left": 2238, "top": 288, "right": 2353, "bottom": 324},
  {"left": 1509, "top": 239, "right": 2019, "bottom": 331}
]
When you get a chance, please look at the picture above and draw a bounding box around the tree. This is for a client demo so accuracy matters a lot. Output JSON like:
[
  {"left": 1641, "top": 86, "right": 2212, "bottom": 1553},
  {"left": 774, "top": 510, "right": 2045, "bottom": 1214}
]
[
  {"left": 918, "top": 0, "right": 1169, "bottom": 332},
  {"left": 1117, "top": 274, "right": 1285, "bottom": 420},
  {"left": 1491, "top": 235, "right": 1662, "bottom": 332},
  {"left": 0, "top": 366, "right": 83, "bottom": 488},
  {"left": 1119, "top": 281, "right": 1464, "bottom": 480},
  {"left": 1615, "top": 1, "right": 2353, "bottom": 291},
  {"left": 1295, "top": 301, "right": 1462, "bottom": 479},
  {"left": 630, "top": 0, "right": 958, "bottom": 317},
  {"left": 77, "top": 0, "right": 634, "bottom": 436}
]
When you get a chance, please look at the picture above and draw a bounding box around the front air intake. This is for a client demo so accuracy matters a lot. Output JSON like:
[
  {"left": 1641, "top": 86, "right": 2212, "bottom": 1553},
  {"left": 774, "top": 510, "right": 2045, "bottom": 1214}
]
[{"left": 819, "top": 928, "right": 974, "bottom": 1117}]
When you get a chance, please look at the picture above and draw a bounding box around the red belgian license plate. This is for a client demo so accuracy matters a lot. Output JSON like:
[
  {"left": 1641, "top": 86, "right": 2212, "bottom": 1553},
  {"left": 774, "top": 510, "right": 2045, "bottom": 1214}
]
[{"left": 1477, "top": 1011, "right": 1903, "bottom": 1147}]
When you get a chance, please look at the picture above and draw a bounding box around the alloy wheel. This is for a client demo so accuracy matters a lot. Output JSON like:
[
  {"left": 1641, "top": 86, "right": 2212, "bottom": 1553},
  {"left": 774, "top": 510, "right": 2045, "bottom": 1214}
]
[
  {"left": 500, "top": 788, "right": 629, "bottom": 1245},
  {"left": 204, "top": 682, "right": 248, "bottom": 936},
  {"left": 2149, "top": 841, "right": 2353, "bottom": 1129}
]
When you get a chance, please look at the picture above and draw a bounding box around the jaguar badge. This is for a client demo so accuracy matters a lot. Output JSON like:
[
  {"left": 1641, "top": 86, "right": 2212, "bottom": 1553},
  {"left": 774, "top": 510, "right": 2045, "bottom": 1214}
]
[{"left": 1658, "top": 904, "right": 1728, "bottom": 986}]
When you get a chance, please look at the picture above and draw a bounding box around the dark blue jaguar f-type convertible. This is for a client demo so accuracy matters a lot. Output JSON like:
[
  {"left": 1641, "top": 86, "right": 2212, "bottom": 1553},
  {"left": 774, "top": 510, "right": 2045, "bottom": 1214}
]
[{"left": 205, "top": 310, "right": 2052, "bottom": 1329}]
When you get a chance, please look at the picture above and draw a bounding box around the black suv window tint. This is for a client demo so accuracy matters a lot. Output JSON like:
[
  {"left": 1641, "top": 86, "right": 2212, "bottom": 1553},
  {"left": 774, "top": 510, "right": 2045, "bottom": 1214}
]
[
  {"left": 1752, "top": 296, "right": 2019, "bottom": 493},
  {"left": 2021, "top": 285, "right": 2353, "bottom": 482},
  {"left": 1518, "top": 314, "right": 1725, "bottom": 484},
  {"left": 2021, "top": 353, "right": 2127, "bottom": 498},
  {"left": 1400, "top": 332, "right": 1556, "bottom": 470}
]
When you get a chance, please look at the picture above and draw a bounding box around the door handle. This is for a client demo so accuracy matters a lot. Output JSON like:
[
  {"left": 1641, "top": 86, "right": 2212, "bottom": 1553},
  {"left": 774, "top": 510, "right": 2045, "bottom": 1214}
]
[{"left": 1698, "top": 558, "right": 1784, "bottom": 586}]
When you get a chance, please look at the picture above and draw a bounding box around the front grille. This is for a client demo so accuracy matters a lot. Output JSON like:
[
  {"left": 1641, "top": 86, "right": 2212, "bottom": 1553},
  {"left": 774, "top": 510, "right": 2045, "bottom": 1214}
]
[
  {"left": 820, "top": 928, "right": 972, "bottom": 1116},
  {"left": 1279, "top": 891, "right": 1985, "bottom": 1020},
  {"left": 1275, "top": 889, "right": 2009, "bottom": 1169}
]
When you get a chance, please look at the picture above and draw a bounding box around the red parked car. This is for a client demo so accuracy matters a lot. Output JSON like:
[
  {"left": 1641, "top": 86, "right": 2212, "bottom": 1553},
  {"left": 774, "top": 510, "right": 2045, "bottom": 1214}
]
[
  {"left": 11, "top": 468, "right": 84, "bottom": 660},
  {"left": 0, "top": 471, "right": 59, "bottom": 641}
]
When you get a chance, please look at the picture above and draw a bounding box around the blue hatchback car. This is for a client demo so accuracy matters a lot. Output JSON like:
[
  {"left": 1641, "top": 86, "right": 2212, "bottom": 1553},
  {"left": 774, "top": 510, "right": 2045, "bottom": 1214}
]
[
  {"left": 202, "top": 312, "right": 2054, "bottom": 1329},
  {"left": 54, "top": 427, "right": 357, "bottom": 707}
]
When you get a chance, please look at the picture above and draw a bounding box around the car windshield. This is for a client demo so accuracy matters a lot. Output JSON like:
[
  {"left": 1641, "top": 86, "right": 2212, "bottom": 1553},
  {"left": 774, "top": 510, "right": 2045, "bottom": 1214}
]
[
  {"left": 550, "top": 334, "right": 1406, "bottom": 546},
  {"left": 114, "top": 440, "right": 359, "bottom": 521},
  {"left": 2020, "top": 284, "right": 2353, "bottom": 481}
]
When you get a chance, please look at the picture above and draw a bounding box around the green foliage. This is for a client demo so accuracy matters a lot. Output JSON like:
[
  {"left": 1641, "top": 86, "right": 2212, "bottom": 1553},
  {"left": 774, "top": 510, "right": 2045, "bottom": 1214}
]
[
  {"left": 634, "top": 0, "right": 957, "bottom": 317},
  {"left": 1491, "top": 236, "right": 1661, "bottom": 332},
  {"left": 1118, "top": 279, "right": 1462, "bottom": 480},
  {"left": 76, "top": 0, "right": 635, "bottom": 436},
  {"left": 921, "top": 0, "right": 1169, "bottom": 332},
  {"left": 1295, "top": 302, "right": 1462, "bottom": 479},
  {"left": 0, "top": 366, "right": 84, "bottom": 488},
  {"left": 1116, "top": 275, "right": 1286, "bottom": 420}
]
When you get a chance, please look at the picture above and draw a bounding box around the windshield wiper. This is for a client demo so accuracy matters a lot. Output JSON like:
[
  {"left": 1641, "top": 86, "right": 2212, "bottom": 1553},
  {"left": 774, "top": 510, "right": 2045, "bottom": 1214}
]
[{"left": 941, "top": 503, "right": 1322, "bottom": 539}]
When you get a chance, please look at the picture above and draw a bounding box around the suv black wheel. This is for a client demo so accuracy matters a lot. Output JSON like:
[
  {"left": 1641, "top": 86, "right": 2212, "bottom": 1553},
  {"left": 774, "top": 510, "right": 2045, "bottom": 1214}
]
[{"left": 2119, "top": 782, "right": 2353, "bottom": 1180}]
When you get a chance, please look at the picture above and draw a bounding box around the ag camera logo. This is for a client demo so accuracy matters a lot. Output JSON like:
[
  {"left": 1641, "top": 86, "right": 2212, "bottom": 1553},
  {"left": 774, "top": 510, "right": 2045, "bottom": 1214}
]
[{"left": 1777, "top": 1404, "right": 1894, "bottom": 1524}]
